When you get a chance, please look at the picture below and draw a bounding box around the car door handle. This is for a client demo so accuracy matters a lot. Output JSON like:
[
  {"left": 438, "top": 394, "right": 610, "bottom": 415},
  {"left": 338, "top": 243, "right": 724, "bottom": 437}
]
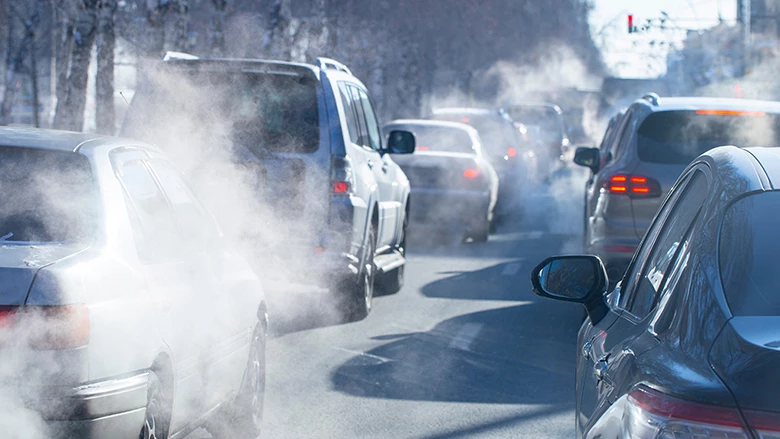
[
  {"left": 582, "top": 341, "right": 593, "bottom": 360},
  {"left": 593, "top": 358, "right": 609, "bottom": 381},
  {"left": 381, "top": 163, "right": 389, "bottom": 173}
]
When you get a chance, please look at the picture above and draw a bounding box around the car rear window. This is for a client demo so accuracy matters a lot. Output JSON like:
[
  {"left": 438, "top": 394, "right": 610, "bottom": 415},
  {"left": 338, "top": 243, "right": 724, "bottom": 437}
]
[
  {"left": 0, "top": 147, "right": 97, "bottom": 243},
  {"left": 720, "top": 191, "right": 780, "bottom": 316},
  {"left": 429, "top": 113, "right": 518, "bottom": 158},
  {"left": 504, "top": 106, "right": 564, "bottom": 144},
  {"left": 127, "top": 68, "right": 320, "bottom": 155},
  {"left": 637, "top": 110, "right": 780, "bottom": 164},
  {"left": 405, "top": 126, "right": 474, "bottom": 154}
]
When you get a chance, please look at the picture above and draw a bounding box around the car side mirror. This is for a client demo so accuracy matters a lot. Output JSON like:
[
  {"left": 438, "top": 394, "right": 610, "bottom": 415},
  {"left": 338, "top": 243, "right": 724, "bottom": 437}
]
[
  {"left": 531, "top": 255, "right": 609, "bottom": 324},
  {"left": 386, "top": 130, "right": 416, "bottom": 154},
  {"left": 574, "top": 146, "right": 600, "bottom": 173}
]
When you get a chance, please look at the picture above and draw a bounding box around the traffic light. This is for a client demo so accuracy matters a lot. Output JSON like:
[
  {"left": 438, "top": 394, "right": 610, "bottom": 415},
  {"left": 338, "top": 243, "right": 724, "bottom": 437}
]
[{"left": 628, "top": 14, "right": 634, "bottom": 33}]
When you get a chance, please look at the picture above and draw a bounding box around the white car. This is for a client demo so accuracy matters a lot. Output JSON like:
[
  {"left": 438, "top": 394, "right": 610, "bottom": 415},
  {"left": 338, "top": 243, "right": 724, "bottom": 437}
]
[{"left": 0, "top": 128, "right": 266, "bottom": 439}]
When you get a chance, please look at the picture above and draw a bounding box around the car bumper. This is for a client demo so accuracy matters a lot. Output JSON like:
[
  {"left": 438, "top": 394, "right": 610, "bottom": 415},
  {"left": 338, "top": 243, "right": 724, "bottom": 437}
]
[
  {"left": 409, "top": 188, "right": 490, "bottom": 230},
  {"left": 21, "top": 372, "right": 148, "bottom": 438}
]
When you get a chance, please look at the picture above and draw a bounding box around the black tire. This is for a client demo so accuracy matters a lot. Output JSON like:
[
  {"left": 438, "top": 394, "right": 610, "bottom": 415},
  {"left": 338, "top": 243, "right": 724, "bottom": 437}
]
[
  {"left": 338, "top": 225, "right": 376, "bottom": 322},
  {"left": 209, "top": 326, "right": 266, "bottom": 439},
  {"left": 468, "top": 216, "right": 489, "bottom": 243},
  {"left": 377, "top": 220, "right": 406, "bottom": 296},
  {"left": 140, "top": 371, "right": 171, "bottom": 439},
  {"left": 488, "top": 209, "right": 498, "bottom": 234}
]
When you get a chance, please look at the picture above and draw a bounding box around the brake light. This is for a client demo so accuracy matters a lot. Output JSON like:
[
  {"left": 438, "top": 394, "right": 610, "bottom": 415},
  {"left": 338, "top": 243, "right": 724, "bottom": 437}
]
[
  {"left": 507, "top": 147, "right": 517, "bottom": 157},
  {"left": 331, "top": 156, "right": 355, "bottom": 195},
  {"left": 744, "top": 409, "right": 780, "bottom": 437},
  {"left": 463, "top": 168, "right": 480, "bottom": 179},
  {"left": 461, "top": 117, "right": 471, "bottom": 123},
  {"left": 0, "top": 304, "right": 90, "bottom": 350},
  {"left": 604, "top": 174, "right": 661, "bottom": 198},
  {"left": 417, "top": 146, "right": 430, "bottom": 151},
  {"left": 624, "top": 386, "right": 749, "bottom": 438},
  {"left": 696, "top": 109, "right": 766, "bottom": 116}
]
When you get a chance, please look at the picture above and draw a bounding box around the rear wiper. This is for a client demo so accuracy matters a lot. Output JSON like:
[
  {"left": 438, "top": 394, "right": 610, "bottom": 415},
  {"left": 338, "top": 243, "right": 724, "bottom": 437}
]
[{"left": 0, "top": 233, "right": 13, "bottom": 241}]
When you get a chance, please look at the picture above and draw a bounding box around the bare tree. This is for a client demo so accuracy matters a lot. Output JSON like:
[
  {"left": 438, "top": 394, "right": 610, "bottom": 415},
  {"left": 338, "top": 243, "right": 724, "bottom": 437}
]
[
  {"left": 96, "top": 0, "right": 116, "bottom": 134},
  {"left": 54, "top": 0, "right": 98, "bottom": 131},
  {"left": 211, "top": 0, "right": 227, "bottom": 56},
  {"left": 53, "top": 1, "right": 74, "bottom": 127},
  {"left": 1, "top": 2, "right": 16, "bottom": 125}
]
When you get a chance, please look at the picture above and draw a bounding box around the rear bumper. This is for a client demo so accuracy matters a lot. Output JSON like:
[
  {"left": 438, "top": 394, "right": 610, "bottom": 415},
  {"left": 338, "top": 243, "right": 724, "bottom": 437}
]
[
  {"left": 20, "top": 372, "right": 148, "bottom": 438},
  {"left": 409, "top": 188, "right": 490, "bottom": 230}
]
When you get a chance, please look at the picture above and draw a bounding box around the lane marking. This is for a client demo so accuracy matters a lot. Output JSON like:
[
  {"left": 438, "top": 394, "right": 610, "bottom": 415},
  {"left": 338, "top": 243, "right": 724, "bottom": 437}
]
[
  {"left": 448, "top": 323, "right": 483, "bottom": 351},
  {"left": 332, "top": 346, "right": 392, "bottom": 364},
  {"left": 528, "top": 231, "right": 543, "bottom": 239},
  {"left": 501, "top": 263, "right": 521, "bottom": 276}
]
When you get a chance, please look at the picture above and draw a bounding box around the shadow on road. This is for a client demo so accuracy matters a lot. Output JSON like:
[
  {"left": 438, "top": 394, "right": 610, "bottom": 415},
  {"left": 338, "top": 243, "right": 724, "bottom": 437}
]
[{"left": 331, "top": 298, "right": 584, "bottom": 405}]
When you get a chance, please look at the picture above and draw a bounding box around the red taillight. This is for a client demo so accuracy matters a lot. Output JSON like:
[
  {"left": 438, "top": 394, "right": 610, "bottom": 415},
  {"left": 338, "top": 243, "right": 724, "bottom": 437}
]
[
  {"left": 332, "top": 181, "right": 349, "bottom": 194},
  {"left": 628, "top": 386, "right": 744, "bottom": 429},
  {"left": 463, "top": 168, "right": 480, "bottom": 179},
  {"left": 604, "top": 174, "right": 661, "bottom": 198},
  {"left": 696, "top": 109, "right": 766, "bottom": 117},
  {"left": 507, "top": 147, "right": 517, "bottom": 157},
  {"left": 0, "top": 304, "right": 90, "bottom": 350},
  {"left": 745, "top": 409, "right": 780, "bottom": 434},
  {"left": 417, "top": 146, "right": 430, "bottom": 151}
]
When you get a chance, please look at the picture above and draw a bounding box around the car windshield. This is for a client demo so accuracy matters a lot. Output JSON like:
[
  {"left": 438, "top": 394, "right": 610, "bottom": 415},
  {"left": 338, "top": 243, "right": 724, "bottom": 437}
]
[
  {"left": 720, "top": 191, "right": 780, "bottom": 316},
  {"left": 0, "top": 147, "right": 97, "bottom": 243},
  {"left": 127, "top": 69, "right": 320, "bottom": 155},
  {"left": 504, "top": 106, "right": 564, "bottom": 144},
  {"left": 405, "top": 126, "right": 475, "bottom": 154},
  {"left": 429, "top": 113, "right": 518, "bottom": 158},
  {"left": 637, "top": 111, "right": 780, "bottom": 164}
]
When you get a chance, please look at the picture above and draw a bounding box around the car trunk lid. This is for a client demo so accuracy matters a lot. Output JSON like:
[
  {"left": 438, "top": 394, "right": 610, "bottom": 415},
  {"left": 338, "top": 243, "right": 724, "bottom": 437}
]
[
  {"left": 0, "top": 244, "right": 86, "bottom": 305},
  {"left": 393, "top": 152, "right": 482, "bottom": 190}
]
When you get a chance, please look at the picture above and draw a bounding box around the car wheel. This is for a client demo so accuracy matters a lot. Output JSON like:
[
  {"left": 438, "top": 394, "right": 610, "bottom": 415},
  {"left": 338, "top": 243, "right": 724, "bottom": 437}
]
[
  {"left": 140, "top": 371, "right": 171, "bottom": 439},
  {"left": 339, "top": 225, "right": 375, "bottom": 321},
  {"left": 468, "top": 216, "right": 489, "bottom": 243},
  {"left": 209, "top": 326, "right": 265, "bottom": 439},
  {"left": 488, "top": 209, "right": 498, "bottom": 234},
  {"left": 377, "top": 220, "right": 406, "bottom": 295}
]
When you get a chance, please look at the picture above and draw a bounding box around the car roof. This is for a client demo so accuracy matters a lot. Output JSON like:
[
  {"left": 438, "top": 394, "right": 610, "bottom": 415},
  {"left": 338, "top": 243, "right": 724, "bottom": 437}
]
[
  {"left": 638, "top": 96, "right": 780, "bottom": 113},
  {"left": 384, "top": 119, "right": 477, "bottom": 133},
  {"left": 158, "top": 57, "right": 321, "bottom": 81},
  {"left": 0, "top": 127, "right": 155, "bottom": 154},
  {"left": 429, "top": 107, "right": 499, "bottom": 116},
  {"left": 743, "top": 147, "right": 780, "bottom": 189},
  {"left": 504, "top": 103, "right": 563, "bottom": 113}
]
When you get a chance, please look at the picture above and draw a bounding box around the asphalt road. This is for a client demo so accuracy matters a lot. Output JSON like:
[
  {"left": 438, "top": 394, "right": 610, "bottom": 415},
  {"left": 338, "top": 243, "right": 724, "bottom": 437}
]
[{"left": 190, "top": 167, "right": 589, "bottom": 439}]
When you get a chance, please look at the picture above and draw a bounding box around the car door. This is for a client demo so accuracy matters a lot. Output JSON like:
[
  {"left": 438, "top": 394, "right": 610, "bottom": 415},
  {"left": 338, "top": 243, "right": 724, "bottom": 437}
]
[
  {"left": 354, "top": 87, "right": 401, "bottom": 248},
  {"left": 577, "top": 168, "right": 710, "bottom": 437},
  {"left": 113, "top": 151, "right": 209, "bottom": 427},
  {"left": 146, "top": 158, "right": 255, "bottom": 410}
]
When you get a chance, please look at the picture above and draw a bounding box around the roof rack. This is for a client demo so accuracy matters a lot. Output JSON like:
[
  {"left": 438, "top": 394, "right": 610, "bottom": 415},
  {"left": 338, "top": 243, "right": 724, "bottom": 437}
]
[
  {"left": 316, "top": 57, "right": 352, "bottom": 75},
  {"left": 641, "top": 92, "right": 660, "bottom": 106},
  {"left": 162, "top": 51, "right": 200, "bottom": 61}
]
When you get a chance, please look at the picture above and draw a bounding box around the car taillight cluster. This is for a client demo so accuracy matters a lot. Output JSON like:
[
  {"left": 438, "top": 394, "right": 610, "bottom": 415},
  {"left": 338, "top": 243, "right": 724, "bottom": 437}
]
[
  {"left": 0, "top": 304, "right": 90, "bottom": 350},
  {"left": 463, "top": 168, "right": 480, "bottom": 180},
  {"left": 331, "top": 156, "right": 355, "bottom": 195},
  {"left": 604, "top": 174, "right": 661, "bottom": 198},
  {"left": 624, "top": 386, "right": 752, "bottom": 438}
]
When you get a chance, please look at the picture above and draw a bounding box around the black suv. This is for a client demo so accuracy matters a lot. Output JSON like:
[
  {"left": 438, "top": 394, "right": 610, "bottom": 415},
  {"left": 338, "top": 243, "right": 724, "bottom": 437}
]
[{"left": 122, "top": 53, "right": 415, "bottom": 320}]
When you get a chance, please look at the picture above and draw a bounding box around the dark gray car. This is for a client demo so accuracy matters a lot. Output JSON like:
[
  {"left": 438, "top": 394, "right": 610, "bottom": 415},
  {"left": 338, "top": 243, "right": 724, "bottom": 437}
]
[
  {"left": 575, "top": 95, "right": 780, "bottom": 280},
  {"left": 534, "top": 145, "right": 780, "bottom": 438}
]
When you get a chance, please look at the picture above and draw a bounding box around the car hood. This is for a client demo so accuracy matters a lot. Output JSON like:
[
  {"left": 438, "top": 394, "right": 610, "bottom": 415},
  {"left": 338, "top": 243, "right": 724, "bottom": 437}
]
[
  {"left": 709, "top": 316, "right": 780, "bottom": 413},
  {"left": 0, "top": 243, "right": 87, "bottom": 305}
]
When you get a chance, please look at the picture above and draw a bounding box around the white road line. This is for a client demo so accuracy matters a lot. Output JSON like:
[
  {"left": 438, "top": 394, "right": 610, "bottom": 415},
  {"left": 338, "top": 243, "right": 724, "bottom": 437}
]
[
  {"left": 448, "top": 323, "right": 483, "bottom": 351},
  {"left": 332, "top": 346, "right": 392, "bottom": 364},
  {"left": 528, "top": 231, "right": 543, "bottom": 239},
  {"left": 501, "top": 263, "right": 521, "bottom": 276}
]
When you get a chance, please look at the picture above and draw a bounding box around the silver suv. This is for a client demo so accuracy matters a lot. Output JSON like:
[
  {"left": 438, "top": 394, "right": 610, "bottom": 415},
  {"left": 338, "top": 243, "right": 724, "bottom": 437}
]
[{"left": 576, "top": 94, "right": 780, "bottom": 280}]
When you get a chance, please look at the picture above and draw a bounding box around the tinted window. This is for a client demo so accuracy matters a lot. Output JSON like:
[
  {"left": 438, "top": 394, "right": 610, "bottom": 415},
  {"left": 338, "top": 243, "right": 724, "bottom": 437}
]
[
  {"left": 405, "top": 126, "right": 475, "bottom": 154},
  {"left": 638, "top": 111, "right": 780, "bottom": 164},
  {"left": 338, "top": 82, "right": 360, "bottom": 144},
  {"left": 119, "top": 160, "right": 179, "bottom": 262},
  {"left": 148, "top": 159, "right": 217, "bottom": 248},
  {"left": 720, "top": 191, "right": 780, "bottom": 316},
  {"left": 621, "top": 171, "right": 707, "bottom": 318},
  {"left": 358, "top": 89, "right": 382, "bottom": 151},
  {"left": 349, "top": 86, "right": 371, "bottom": 148},
  {"left": 127, "top": 70, "right": 320, "bottom": 154},
  {"left": 0, "top": 147, "right": 97, "bottom": 243},
  {"left": 430, "top": 112, "right": 518, "bottom": 158}
]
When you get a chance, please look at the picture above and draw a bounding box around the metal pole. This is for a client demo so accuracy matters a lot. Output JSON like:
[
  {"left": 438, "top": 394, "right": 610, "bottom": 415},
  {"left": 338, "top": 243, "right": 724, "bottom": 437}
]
[{"left": 742, "top": 0, "right": 751, "bottom": 75}]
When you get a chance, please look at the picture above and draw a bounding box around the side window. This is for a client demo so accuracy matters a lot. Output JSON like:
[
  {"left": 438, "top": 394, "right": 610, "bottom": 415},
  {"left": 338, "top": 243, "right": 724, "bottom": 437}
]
[
  {"left": 148, "top": 159, "right": 217, "bottom": 249},
  {"left": 349, "top": 86, "right": 370, "bottom": 148},
  {"left": 610, "top": 110, "right": 634, "bottom": 159},
  {"left": 118, "top": 160, "right": 179, "bottom": 263},
  {"left": 620, "top": 171, "right": 708, "bottom": 319},
  {"left": 357, "top": 89, "right": 382, "bottom": 151},
  {"left": 338, "top": 82, "right": 360, "bottom": 144}
]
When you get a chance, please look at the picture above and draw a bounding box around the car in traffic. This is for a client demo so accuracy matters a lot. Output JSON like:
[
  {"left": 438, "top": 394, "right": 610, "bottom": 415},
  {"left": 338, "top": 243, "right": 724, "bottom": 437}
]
[
  {"left": 533, "top": 145, "right": 780, "bottom": 439},
  {"left": 574, "top": 94, "right": 780, "bottom": 281},
  {"left": 427, "top": 107, "right": 531, "bottom": 219},
  {"left": 502, "top": 102, "right": 570, "bottom": 166},
  {"left": 382, "top": 119, "right": 499, "bottom": 242},
  {"left": 122, "top": 53, "right": 415, "bottom": 319},
  {"left": 0, "top": 127, "right": 267, "bottom": 439}
]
